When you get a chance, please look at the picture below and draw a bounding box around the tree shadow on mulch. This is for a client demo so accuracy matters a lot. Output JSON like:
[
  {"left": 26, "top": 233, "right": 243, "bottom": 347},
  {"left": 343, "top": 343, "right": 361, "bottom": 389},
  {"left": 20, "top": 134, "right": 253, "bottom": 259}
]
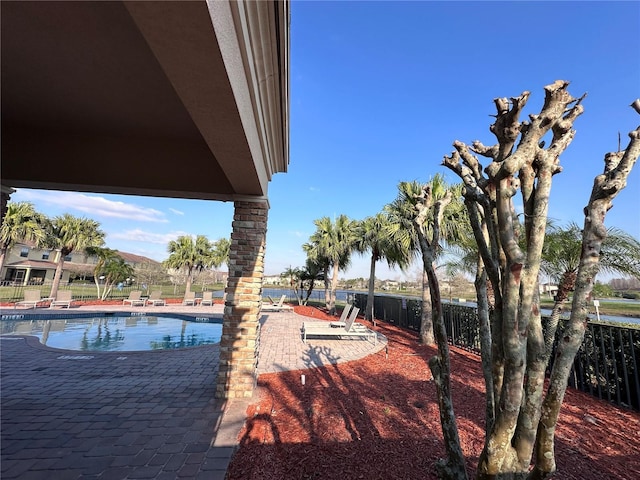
[{"left": 227, "top": 308, "right": 640, "bottom": 480}]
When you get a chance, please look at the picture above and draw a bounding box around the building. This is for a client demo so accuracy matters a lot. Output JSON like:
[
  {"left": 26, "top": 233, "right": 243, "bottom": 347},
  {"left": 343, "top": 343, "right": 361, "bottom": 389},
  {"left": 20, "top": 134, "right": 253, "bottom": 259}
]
[
  {"left": 1, "top": 242, "right": 160, "bottom": 286},
  {"left": 1, "top": 1, "right": 290, "bottom": 399},
  {"left": 263, "top": 275, "right": 284, "bottom": 286}
]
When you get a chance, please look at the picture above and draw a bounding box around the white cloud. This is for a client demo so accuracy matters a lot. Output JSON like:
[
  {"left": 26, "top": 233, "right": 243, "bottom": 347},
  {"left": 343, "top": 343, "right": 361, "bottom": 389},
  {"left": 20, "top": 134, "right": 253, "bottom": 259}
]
[
  {"left": 309, "top": 186, "right": 320, "bottom": 192},
  {"left": 17, "top": 190, "right": 168, "bottom": 223},
  {"left": 289, "top": 230, "right": 305, "bottom": 238},
  {"left": 109, "top": 229, "right": 190, "bottom": 244},
  {"left": 169, "top": 208, "right": 184, "bottom": 216}
]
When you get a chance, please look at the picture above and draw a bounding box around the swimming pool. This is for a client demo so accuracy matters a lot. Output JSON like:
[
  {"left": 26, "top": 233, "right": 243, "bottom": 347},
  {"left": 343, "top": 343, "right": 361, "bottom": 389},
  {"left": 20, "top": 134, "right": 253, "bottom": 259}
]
[{"left": 0, "top": 314, "right": 222, "bottom": 352}]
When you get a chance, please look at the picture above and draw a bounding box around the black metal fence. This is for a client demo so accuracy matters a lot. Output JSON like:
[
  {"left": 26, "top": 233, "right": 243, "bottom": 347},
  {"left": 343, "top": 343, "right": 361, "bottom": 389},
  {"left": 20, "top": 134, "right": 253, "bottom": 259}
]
[
  {"left": 0, "top": 283, "right": 196, "bottom": 303},
  {"left": 354, "top": 293, "right": 640, "bottom": 411}
]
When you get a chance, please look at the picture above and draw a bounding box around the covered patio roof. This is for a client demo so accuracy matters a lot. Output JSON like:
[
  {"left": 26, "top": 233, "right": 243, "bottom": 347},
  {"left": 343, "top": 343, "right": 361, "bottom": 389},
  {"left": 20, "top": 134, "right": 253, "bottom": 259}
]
[{"left": 1, "top": 0, "right": 290, "bottom": 201}]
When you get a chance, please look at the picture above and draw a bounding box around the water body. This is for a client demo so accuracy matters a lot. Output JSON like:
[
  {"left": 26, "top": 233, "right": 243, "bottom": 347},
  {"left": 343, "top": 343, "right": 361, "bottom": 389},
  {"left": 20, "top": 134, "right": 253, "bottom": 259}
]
[
  {"left": 0, "top": 315, "right": 222, "bottom": 352},
  {"left": 262, "top": 287, "right": 639, "bottom": 326}
]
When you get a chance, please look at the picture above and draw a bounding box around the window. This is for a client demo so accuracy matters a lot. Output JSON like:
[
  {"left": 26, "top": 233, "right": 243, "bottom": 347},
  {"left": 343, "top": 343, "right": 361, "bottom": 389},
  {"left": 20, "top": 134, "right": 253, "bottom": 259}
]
[
  {"left": 20, "top": 247, "right": 29, "bottom": 258},
  {"left": 42, "top": 251, "right": 50, "bottom": 260},
  {"left": 64, "top": 255, "right": 72, "bottom": 262}
]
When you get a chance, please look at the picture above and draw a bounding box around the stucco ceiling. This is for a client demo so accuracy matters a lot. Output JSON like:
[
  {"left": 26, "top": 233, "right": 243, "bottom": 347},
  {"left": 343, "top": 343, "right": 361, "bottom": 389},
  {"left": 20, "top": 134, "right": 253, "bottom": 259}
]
[{"left": 1, "top": 0, "right": 289, "bottom": 202}]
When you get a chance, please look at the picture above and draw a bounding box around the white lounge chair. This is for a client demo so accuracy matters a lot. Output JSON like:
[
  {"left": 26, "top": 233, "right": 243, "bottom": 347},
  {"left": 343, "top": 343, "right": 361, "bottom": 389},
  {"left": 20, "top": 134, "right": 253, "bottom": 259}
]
[
  {"left": 146, "top": 290, "right": 166, "bottom": 306},
  {"left": 182, "top": 291, "right": 196, "bottom": 306},
  {"left": 302, "top": 303, "right": 352, "bottom": 329},
  {"left": 262, "top": 294, "right": 293, "bottom": 312},
  {"left": 331, "top": 303, "right": 352, "bottom": 327},
  {"left": 123, "top": 290, "right": 145, "bottom": 306},
  {"left": 199, "top": 291, "right": 214, "bottom": 306},
  {"left": 50, "top": 290, "right": 73, "bottom": 308},
  {"left": 302, "top": 307, "right": 377, "bottom": 345},
  {"left": 15, "top": 289, "right": 47, "bottom": 309}
]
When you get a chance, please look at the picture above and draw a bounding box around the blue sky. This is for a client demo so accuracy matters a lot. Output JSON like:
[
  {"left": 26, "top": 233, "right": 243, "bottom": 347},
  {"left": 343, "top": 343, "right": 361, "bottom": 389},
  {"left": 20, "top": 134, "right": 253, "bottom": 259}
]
[{"left": 12, "top": 1, "right": 640, "bottom": 281}]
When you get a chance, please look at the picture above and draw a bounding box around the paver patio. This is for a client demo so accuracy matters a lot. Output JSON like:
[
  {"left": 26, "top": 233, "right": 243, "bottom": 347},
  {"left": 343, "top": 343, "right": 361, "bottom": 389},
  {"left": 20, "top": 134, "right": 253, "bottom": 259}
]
[{"left": 0, "top": 303, "right": 385, "bottom": 479}]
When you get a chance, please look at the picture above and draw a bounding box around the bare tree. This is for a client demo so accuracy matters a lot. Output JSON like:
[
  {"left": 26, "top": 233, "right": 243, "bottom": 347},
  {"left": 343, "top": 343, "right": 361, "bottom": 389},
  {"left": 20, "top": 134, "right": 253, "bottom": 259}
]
[
  {"left": 438, "top": 81, "right": 639, "bottom": 479},
  {"left": 533, "top": 97, "right": 640, "bottom": 479}
]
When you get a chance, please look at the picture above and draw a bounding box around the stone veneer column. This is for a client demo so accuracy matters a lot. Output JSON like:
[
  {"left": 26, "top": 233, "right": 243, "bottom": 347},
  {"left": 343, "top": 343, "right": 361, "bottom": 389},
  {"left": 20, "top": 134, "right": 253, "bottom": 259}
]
[{"left": 215, "top": 199, "right": 268, "bottom": 399}]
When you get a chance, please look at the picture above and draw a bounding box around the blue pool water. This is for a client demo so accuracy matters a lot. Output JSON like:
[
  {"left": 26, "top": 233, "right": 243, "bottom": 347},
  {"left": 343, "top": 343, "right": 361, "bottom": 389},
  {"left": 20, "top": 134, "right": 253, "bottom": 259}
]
[{"left": 0, "top": 315, "right": 222, "bottom": 352}]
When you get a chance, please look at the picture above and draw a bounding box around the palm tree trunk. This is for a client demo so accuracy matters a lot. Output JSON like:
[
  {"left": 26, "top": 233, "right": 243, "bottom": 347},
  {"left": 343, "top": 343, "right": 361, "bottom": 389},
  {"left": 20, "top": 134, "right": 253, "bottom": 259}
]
[
  {"left": 323, "top": 266, "right": 330, "bottom": 310},
  {"left": 49, "top": 256, "right": 65, "bottom": 299},
  {"left": 101, "top": 285, "right": 113, "bottom": 301},
  {"left": 185, "top": 268, "right": 193, "bottom": 293},
  {"left": 365, "top": 254, "right": 376, "bottom": 322},
  {"left": 94, "top": 277, "right": 102, "bottom": 300},
  {"left": 0, "top": 247, "right": 7, "bottom": 274},
  {"left": 328, "top": 262, "right": 340, "bottom": 315},
  {"left": 303, "top": 280, "right": 314, "bottom": 306}
]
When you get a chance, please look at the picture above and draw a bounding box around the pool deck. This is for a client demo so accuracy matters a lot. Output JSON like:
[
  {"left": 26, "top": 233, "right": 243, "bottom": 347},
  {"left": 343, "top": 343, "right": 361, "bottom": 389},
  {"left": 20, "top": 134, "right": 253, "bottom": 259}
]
[{"left": 0, "top": 303, "right": 386, "bottom": 479}]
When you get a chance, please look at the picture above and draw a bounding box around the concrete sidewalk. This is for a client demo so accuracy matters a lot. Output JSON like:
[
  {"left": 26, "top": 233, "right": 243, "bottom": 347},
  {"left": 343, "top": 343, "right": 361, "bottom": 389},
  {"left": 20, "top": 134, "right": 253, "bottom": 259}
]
[{"left": 1, "top": 304, "right": 386, "bottom": 479}]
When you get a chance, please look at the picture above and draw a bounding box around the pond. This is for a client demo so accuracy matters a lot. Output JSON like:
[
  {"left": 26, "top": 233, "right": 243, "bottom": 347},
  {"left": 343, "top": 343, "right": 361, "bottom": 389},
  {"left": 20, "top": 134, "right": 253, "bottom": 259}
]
[{"left": 0, "top": 314, "right": 222, "bottom": 352}]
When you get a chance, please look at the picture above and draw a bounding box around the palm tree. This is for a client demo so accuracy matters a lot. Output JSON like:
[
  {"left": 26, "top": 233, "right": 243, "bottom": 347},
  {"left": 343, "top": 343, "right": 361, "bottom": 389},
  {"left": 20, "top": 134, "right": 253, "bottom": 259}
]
[
  {"left": 354, "top": 213, "right": 409, "bottom": 322},
  {"left": 164, "top": 235, "right": 213, "bottom": 293},
  {"left": 281, "top": 266, "right": 303, "bottom": 304},
  {"left": 85, "top": 247, "right": 136, "bottom": 300},
  {"left": 45, "top": 214, "right": 105, "bottom": 299},
  {"left": 0, "top": 201, "right": 47, "bottom": 273},
  {"left": 302, "top": 241, "right": 331, "bottom": 308},
  {"left": 385, "top": 176, "right": 468, "bottom": 344},
  {"left": 540, "top": 222, "right": 640, "bottom": 354},
  {"left": 99, "top": 256, "right": 135, "bottom": 300},
  {"left": 304, "top": 215, "right": 357, "bottom": 315},
  {"left": 86, "top": 247, "right": 119, "bottom": 299},
  {"left": 299, "top": 258, "right": 323, "bottom": 306},
  {"left": 211, "top": 237, "right": 230, "bottom": 280}
]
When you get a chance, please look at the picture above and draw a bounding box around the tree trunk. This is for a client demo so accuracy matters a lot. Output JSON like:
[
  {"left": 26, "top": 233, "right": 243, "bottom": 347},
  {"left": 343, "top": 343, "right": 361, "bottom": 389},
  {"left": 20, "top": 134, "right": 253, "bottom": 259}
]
[
  {"left": 543, "top": 270, "right": 575, "bottom": 357},
  {"left": 323, "top": 266, "right": 330, "bottom": 310},
  {"left": 424, "top": 254, "right": 467, "bottom": 480},
  {"left": 0, "top": 247, "right": 7, "bottom": 274},
  {"left": 185, "top": 268, "right": 193, "bottom": 293},
  {"left": 420, "top": 270, "right": 434, "bottom": 344},
  {"left": 328, "top": 262, "right": 340, "bottom": 315},
  {"left": 94, "top": 277, "right": 102, "bottom": 300},
  {"left": 439, "top": 82, "right": 587, "bottom": 478},
  {"left": 365, "top": 254, "right": 376, "bottom": 322},
  {"left": 534, "top": 121, "right": 640, "bottom": 479},
  {"left": 298, "top": 280, "right": 304, "bottom": 305},
  {"left": 413, "top": 185, "right": 466, "bottom": 479},
  {"left": 475, "top": 264, "right": 495, "bottom": 437},
  {"left": 101, "top": 284, "right": 113, "bottom": 301},
  {"left": 49, "top": 255, "right": 65, "bottom": 299},
  {"left": 303, "top": 280, "right": 314, "bottom": 306}
]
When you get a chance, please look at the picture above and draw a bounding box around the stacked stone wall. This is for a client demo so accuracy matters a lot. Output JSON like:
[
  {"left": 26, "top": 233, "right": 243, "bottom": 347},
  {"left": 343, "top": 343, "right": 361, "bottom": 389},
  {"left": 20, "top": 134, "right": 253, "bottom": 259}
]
[{"left": 215, "top": 200, "right": 268, "bottom": 399}]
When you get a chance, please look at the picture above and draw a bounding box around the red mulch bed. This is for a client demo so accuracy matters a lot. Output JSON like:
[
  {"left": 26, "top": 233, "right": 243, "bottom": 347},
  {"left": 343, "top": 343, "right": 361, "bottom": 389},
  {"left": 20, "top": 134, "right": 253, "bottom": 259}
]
[{"left": 226, "top": 305, "right": 640, "bottom": 480}]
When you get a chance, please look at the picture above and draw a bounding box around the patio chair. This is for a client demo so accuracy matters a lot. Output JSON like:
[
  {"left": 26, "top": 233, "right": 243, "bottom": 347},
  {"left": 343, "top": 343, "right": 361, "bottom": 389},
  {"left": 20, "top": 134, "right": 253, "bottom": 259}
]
[
  {"left": 332, "top": 303, "right": 352, "bottom": 326},
  {"left": 50, "top": 290, "right": 73, "bottom": 308},
  {"left": 302, "top": 303, "right": 352, "bottom": 329},
  {"left": 123, "top": 290, "right": 145, "bottom": 306},
  {"left": 199, "top": 291, "right": 214, "bottom": 306},
  {"left": 262, "top": 294, "right": 293, "bottom": 312},
  {"left": 182, "top": 291, "right": 196, "bottom": 306},
  {"left": 146, "top": 290, "right": 166, "bottom": 306},
  {"left": 302, "top": 307, "right": 377, "bottom": 345},
  {"left": 14, "top": 289, "right": 47, "bottom": 309}
]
